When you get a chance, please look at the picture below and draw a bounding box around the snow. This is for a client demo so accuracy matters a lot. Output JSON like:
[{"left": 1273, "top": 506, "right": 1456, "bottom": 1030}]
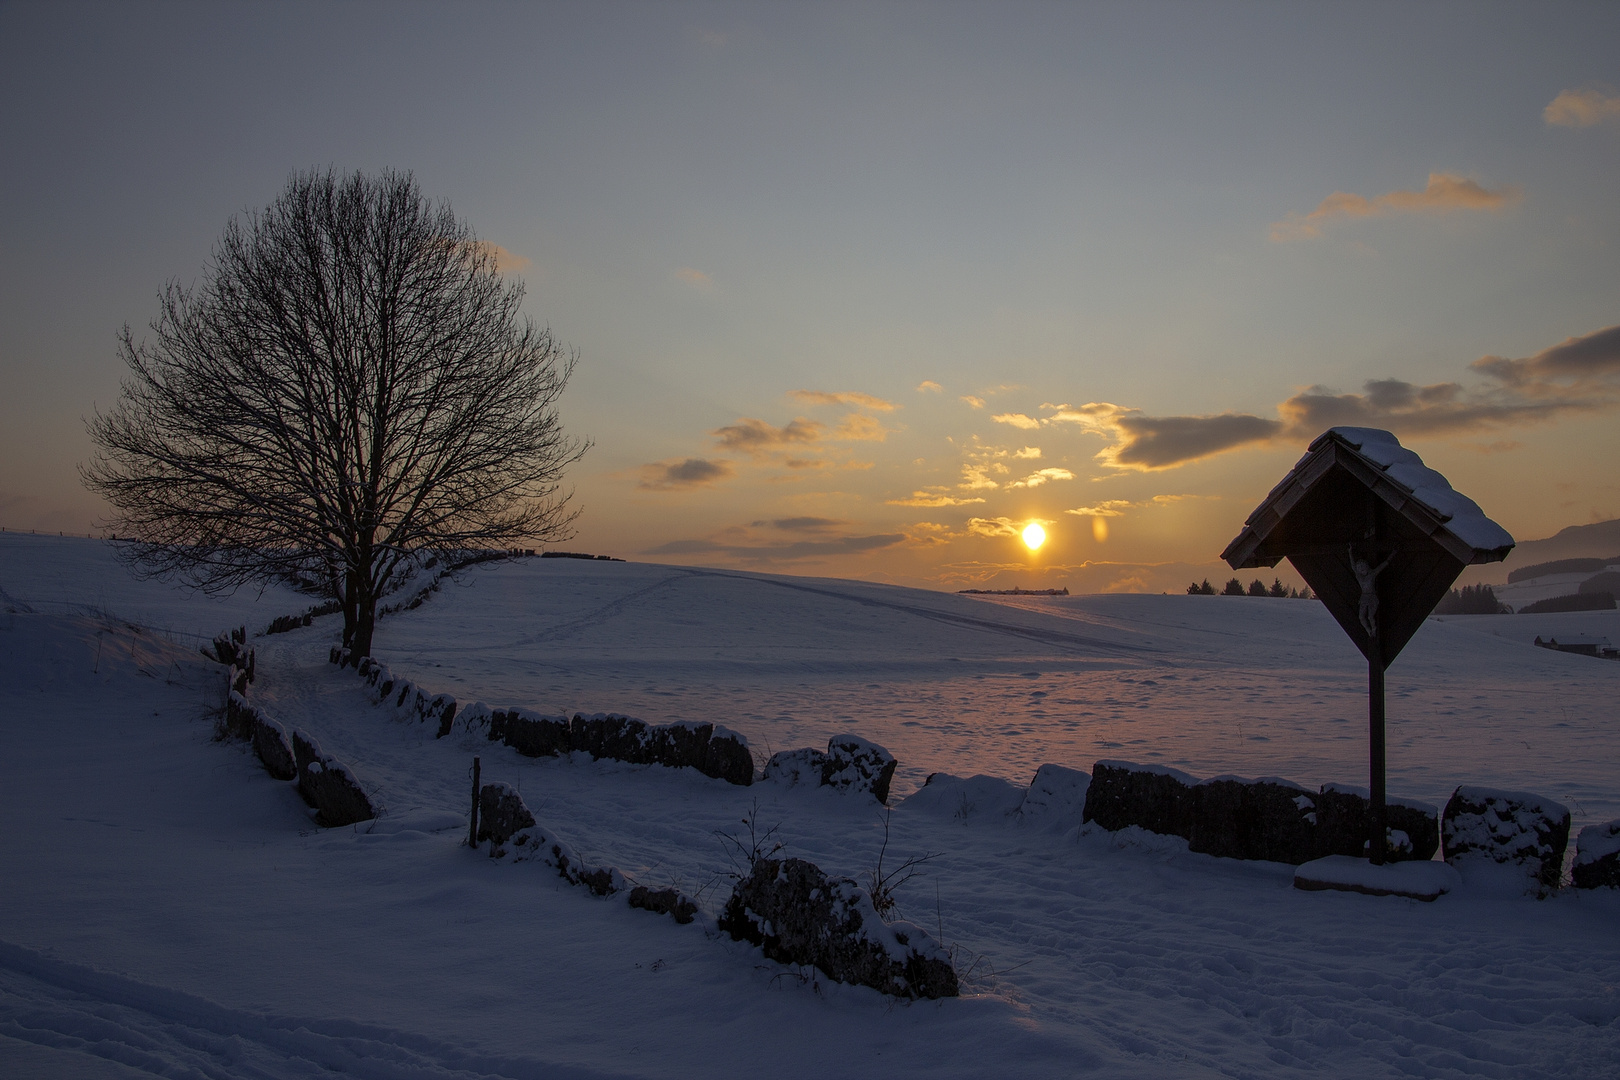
[
  {"left": 1327, "top": 427, "right": 1516, "bottom": 553},
  {"left": 3, "top": 537, "right": 1620, "bottom": 1078},
  {"left": 1294, "top": 855, "right": 1461, "bottom": 901}
]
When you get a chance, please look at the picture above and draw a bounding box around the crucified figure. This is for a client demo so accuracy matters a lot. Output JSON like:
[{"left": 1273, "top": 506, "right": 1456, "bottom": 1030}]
[{"left": 1350, "top": 545, "right": 1394, "bottom": 638}]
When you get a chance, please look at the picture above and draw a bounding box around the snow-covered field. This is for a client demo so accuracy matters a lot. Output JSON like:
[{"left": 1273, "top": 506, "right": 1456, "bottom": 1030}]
[{"left": 3, "top": 534, "right": 1618, "bottom": 1078}]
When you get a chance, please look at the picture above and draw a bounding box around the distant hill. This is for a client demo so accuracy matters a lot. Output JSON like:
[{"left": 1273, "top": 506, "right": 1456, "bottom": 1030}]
[{"left": 1463, "top": 518, "right": 1620, "bottom": 585}]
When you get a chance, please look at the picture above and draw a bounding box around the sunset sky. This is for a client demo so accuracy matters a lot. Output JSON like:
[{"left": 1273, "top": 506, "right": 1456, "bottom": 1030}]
[{"left": 2, "top": 2, "right": 1617, "bottom": 593}]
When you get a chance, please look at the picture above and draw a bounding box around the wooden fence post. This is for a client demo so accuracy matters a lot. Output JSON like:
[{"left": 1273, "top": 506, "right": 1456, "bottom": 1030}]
[{"left": 468, "top": 756, "right": 481, "bottom": 848}]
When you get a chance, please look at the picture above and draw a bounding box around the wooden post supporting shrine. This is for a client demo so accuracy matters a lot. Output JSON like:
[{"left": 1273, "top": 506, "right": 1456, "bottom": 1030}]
[{"left": 1368, "top": 650, "right": 1387, "bottom": 865}]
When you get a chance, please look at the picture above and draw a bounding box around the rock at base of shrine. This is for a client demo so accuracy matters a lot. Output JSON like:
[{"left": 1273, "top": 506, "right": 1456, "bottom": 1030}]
[
  {"left": 1442, "top": 786, "right": 1570, "bottom": 893},
  {"left": 821, "top": 735, "right": 897, "bottom": 804},
  {"left": 1082, "top": 761, "right": 1196, "bottom": 839},
  {"left": 1572, "top": 819, "right": 1620, "bottom": 890}
]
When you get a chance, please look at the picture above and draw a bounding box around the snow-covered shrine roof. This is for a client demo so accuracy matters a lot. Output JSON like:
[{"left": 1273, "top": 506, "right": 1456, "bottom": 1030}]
[{"left": 1223, "top": 427, "right": 1514, "bottom": 571}]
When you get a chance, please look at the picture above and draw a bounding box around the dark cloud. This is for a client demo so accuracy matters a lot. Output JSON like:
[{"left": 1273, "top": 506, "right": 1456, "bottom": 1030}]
[
  {"left": 752, "top": 516, "right": 848, "bottom": 533},
  {"left": 643, "top": 533, "right": 904, "bottom": 562},
  {"left": 638, "top": 458, "right": 734, "bottom": 490},
  {"left": 712, "top": 417, "right": 823, "bottom": 456},
  {"left": 1470, "top": 323, "right": 1620, "bottom": 387},
  {"left": 1278, "top": 382, "right": 1567, "bottom": 439}
]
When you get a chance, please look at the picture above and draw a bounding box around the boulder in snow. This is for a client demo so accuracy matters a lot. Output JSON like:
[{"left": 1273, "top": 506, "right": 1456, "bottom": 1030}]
[
  {"left": 1083, "top": 760, "right": 1196, "bottom": 839},
  {"left": 719, "top": 857, "right": 958, "bottom": 999},
  {"left": 902, "top": 772, "right": 1026, "bottom": 823},
  {"left": 700, "top": 726, "right": 754, "bottom": 786},
  {"left": 763, "top": 747, "right": 828, "bottom": 787},
  {"left": 291, "top": 728, "right": 376, "bottom": 828},
  {"left": 1442, "top": 786, "right": 1570, "bottom": 892},
  {"left": 250, "top": 714, "right": 298, "bottom": 782},
  {"left": 477, "top": 781, "right": 537, "bottom": 847},
  {"left": 1314, "top": 785, "right": 1439, "bottom": 863},
  {"left": 571, "top": 713, "right": 654, "bottom": 764},
  {"left": 628, "top": 885, "right": 699, "bottom": 924},
  {"left": 1189, "top": 776, "right": 1318, "bottom": 864},
  {"left": 223, "top": 690, "right": 256, "bottom": 741},
  {"left": 821, "top": 735, "right": 897, "bottom": 803},
  {"left": 1571, "top": 819, "right": 1620, "bottom": 890},
  {"left": 1016, "top": 764, "right": 1091, "bottom": 828},
  {"left": 649, "top": 720, "right": 714, "bottom": 772},
  {"left": 488, "top": 708, "right": 572, "bottom": 758}
]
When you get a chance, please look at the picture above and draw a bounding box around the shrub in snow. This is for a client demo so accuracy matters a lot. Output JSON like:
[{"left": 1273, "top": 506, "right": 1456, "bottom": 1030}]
[
  {"left": 1189, "top": 776, "right": 1318, "bottom": 864},
  {"left": 1082, "top": 761, "right": 1197, "bottom": 840},
  {"left": 764, "top": 735, "right": 896, "bottom": 802},
  {"left": 1314, "top": 785, "right": 1439, "bottom": 863},
  {"left": 1016, "top": 764, "right": 1091, "bottom": 828},
  {"left": 1572, "top": 819, "right": 1620, "bottom": 889},
  {"left": 628, "top": 885, "right": 699, "bottom": 924},
  {"left": 477, "top": 782, "right": 625, "bottom": 895},
  {"left": 290, "top": 728, "right": 376, "bottom": 828},
  {"left": 1442, "top": 786, "right": 1571, "bottom": 892},
  {"left": 250, "top": 714, "right": 298, "bottom": 782},
  {"left": 719, "top": 857, "right": 958, "bottom": 1000}
]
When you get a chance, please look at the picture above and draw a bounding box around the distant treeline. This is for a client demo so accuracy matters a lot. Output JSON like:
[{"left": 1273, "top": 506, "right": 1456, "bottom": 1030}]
[
  {"left": 1434, "top": 584, "right": 1509, "bottom": 615},
  {"left": 1187, "top": 578, "right": 1311, "bottom": 599},
  {"left": 959, "top": 587, "right": 1069, "bottom": 596}
]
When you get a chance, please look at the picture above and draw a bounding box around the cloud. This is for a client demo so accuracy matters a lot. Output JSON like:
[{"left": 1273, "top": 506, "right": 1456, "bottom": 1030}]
[
  {"left": 966, "top": 517, "right": 1024, "bottom": 538},
  {"left": 643, "top": 532, "right": 905, "bottom": 562},
  {"left": 790, "top": 390, "right": 898, "bottom": 412},
  {"left": 991, "top": 411, "right": 1041, "bottom": 430},
  {"left": 1046, "top": 402, "right": 1282, "bottom": 470},
  {"left": 1007, "top": 467, "right": 1075, "bottom": 489},
  {"left": 713, "top": 417, "right": 823, "bottom": 456},
  {"left": 886, "top": 490, "right": 987, "bottom": 507},
  {"left": 1470, "top": 323, "right": 1620, "bottom": 389},
  {"left": 1065, "top": 500, "right": 1132, "bottom": 518},
  {"left": 1269, "top": 172, "right": 1521, "bottom": 242},
  {"left": 917, "top": 380, "right": 943, "bottom": 393},
  {"left": 638, "top": 458, "right": 734, "bottom": 490},
  {"left": 673, "top": 266, "right": 714, "bottom": 290},
  {"left": 833, "top": 413, "right": 891, "bottom": 441},
  {"left": 1013, "top": 446, "right": 1042, "bottom": 459},
  {"left": 471, "top": 242, "right": 531, "bottom": 274},
  {"left": 753, "top": 516, "right": 849, "bottom": 533},
  {"left": 961, "top": 395, "right": 986, "bottom": 409},
  {"left": 1545, "top": 86, "right": 1620, "bottom": 128}
]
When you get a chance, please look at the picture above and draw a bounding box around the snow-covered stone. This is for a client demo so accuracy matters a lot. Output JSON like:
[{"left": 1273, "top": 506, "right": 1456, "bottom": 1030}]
[
  {"left": 1016, "top": 763, "right": 1091, "bottom": 828},
  {"left": 480, "top": 783, "right": 625, "bottom": 896},
  {"left": 1572, "top": 819, "right": 1620, "bottom": 890},
  {"left": 1083, "top": 760, "right": 1197, "bottom": 839},
  {"left": 719, "top": 857, "right": 957, "bottom": 999},
  {"left": 1442, "top": 786, "right": 1570, "bottom": 892},
  {"left": 250, "top": 713, "right": 297, "bottom": 782},
  {"left": 290, "top": 728, "right": 376, "bottom": 828},
  {"left": 763, "top": 746, "right": 828, "bottom": 787},
  {"left": 1314, "top": 784, "right": 1439, "bottom": 863},
  {"left": 628, "top": 885, "right": 699, "bottom": 924},
  {"left": 1189, "top": 775, "right": 1318, "bottom": 864},
  {"left": 1294, "top": 855, "right": 1461, "bottom": 901},
  {"left": 488, "top": 707, "right": 571, "bottom": 758},
  {"left": 699, "top": 725, "right": 754, "bottom": 786},
  {"left": 822, "top": 734, "right": 898, "bottom": 804},
  {"left": 477, "top": 781, "right": 536, "bottom": 847}
]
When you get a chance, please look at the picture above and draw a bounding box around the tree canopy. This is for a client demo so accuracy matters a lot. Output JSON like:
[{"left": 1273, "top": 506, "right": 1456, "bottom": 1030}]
[{"left": 84, "top": 169, "right": 587, "bottom": 657}]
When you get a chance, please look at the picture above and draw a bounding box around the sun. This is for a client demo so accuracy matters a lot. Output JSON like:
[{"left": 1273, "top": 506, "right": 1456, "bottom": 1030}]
[{"left": 1021, "top": 523, "right": 1046, "bottom": 550}]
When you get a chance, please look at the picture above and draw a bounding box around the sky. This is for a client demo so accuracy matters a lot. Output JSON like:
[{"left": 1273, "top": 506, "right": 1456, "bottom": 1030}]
[{"left": 2, "top": 1, "right": 1617, "bottom": 594}]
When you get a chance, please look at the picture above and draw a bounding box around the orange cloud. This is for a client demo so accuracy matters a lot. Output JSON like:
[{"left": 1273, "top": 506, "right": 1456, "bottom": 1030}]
[
  {"left": 961, "top": 395, "right": 986, "bottom": 409},
  {"left": 471, "top": 242, "right": 531, "bottom": 273},
  {"left": 673, "top": 266, "right": 714, "bottom": 290},
  {"left": 1545, "top": 86, "right": 1620, "bottom": 128},
  {"left": 917, "top": 380, "right": 944, "bottom": 393},
  {"left": 991, "top": 411, "right": 1040, "bottom": 429},
  {"left": 886, "top": 490, "right": 987, "bottom": 507},
  {"left": 1269, "top": 172, "right": 1521, "bottom": 242},
  {"left": 1007, "top": 467, "right": 1075, "bottom": 489},
  {"left": 791, "top": 390, "right": 898, "bottom": 412}
]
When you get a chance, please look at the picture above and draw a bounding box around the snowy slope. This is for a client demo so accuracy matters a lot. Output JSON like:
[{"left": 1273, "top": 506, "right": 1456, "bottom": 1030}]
[{"left": 2, "top": 539, "right": 1618, "bottom": 1079}]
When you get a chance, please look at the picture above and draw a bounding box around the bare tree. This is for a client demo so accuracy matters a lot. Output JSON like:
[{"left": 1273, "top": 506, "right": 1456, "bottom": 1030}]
[{"left": 84, "top": 169, "right": 588, "bottom": 659}]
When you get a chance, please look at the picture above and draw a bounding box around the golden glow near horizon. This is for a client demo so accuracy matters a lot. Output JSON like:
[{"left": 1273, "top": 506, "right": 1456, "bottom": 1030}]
[
  {"left": 1022, "top": 523, "right": 1046, "bottom": 550},
  {"left": 1092, "top": 516, "right": 1108, "bottom": 543}
]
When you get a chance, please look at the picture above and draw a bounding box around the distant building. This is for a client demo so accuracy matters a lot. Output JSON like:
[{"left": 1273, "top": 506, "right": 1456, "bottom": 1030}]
[{"left": 1533, "top": 635, "right": 1619, "bottom": 660}]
